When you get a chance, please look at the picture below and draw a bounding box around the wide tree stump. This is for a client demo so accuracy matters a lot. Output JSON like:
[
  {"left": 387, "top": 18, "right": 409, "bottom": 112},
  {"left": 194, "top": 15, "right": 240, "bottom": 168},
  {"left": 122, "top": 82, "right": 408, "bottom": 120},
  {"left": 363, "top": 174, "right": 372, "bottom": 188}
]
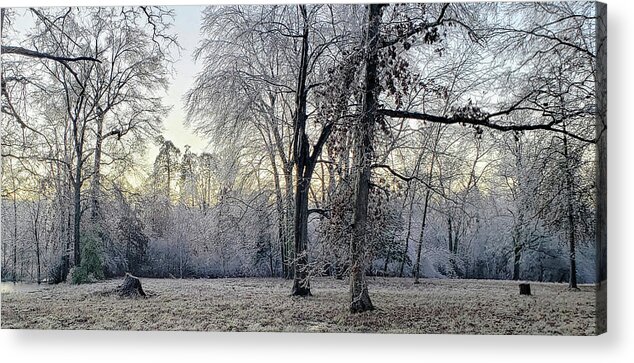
[
  {"left": 519, "top": 283, "right": 531, "bottom": 296},
  {"left": 118, "top": 273, "right": 146, "bottom": 298}
]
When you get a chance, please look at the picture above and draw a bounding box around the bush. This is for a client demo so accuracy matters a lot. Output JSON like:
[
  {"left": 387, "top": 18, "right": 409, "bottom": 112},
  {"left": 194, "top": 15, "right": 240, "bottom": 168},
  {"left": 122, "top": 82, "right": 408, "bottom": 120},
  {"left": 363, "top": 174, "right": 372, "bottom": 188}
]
[
  {"left": 71, "top": 230, "right": 105, "bottom": 284},
  {"left": 0, "top": 262, "right": 10, "bottom": 281}
]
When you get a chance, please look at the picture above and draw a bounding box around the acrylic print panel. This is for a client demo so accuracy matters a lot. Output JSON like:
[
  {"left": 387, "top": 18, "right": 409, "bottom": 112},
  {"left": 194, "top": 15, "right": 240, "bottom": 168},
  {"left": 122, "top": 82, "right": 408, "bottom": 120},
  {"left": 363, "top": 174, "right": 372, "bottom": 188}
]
[{"left": 0, "top": 1, "right": 606, "bottom": 335}]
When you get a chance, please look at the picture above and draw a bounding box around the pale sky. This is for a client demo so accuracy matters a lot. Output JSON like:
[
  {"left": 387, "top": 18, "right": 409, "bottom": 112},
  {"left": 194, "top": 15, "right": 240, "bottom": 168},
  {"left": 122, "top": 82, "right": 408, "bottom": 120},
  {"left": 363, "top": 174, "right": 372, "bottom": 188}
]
[
  {"left": 145, "top": 5, "right": 209, "bottom": 167},
  {"left": 6, "top": 5, "right": 211, "bottom": 170}
]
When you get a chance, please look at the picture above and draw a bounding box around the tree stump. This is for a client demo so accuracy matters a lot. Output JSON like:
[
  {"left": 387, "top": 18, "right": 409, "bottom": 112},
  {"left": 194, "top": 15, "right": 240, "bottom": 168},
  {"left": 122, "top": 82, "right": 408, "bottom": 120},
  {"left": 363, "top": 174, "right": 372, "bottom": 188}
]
[
  {"left": 118, "top": 273, "right": 146, "bottom": 298},
  {"left": 519, "top": 283, "right": 531, "bottom": 296}
]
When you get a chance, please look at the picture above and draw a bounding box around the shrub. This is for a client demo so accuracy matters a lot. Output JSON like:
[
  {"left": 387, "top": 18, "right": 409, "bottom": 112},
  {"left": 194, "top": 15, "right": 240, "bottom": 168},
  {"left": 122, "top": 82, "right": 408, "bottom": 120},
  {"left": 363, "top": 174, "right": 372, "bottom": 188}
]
[{"left": 71, "top": 230, "right": 105, "bottom": 284}]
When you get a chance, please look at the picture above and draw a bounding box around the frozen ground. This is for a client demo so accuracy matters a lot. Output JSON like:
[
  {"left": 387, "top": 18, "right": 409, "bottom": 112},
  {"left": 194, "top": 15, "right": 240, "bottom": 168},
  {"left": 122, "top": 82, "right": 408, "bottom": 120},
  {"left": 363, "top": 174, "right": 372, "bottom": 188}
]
[{"left": 1, "top": 277, "right": 600, "bottom": 335}]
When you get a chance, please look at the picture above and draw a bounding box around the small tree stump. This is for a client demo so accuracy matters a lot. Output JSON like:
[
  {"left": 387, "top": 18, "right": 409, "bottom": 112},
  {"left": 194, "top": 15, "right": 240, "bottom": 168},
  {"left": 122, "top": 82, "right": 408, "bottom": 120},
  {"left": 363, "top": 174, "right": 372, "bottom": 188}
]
[
  {"left": 519, "top": 283, "right": 531, "bottom": 296},
  {"left": 118, "top": 273, "right": 146, "bottom": 298}
]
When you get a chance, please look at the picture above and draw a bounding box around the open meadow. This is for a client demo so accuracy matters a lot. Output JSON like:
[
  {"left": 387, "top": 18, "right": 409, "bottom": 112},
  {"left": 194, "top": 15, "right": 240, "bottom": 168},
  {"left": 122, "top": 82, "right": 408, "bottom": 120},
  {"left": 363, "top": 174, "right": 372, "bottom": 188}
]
[{"left": 1, "top": 277, "right": 600, "bottom": 335}]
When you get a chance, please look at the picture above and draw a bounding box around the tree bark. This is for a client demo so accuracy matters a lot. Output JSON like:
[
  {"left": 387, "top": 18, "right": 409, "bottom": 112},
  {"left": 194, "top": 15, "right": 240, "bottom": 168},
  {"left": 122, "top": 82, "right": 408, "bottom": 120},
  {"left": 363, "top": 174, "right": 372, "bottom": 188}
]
[
  {"left": 291, "top": 177, "right": 311, "bottom": 295},
  {"left": 34, "top": 198, "right": 41, "bottom": 284},
  {"left": 562, "top": 133, "right": 578, "bottom": 289},
  {"left": 349, "top": 4, "right": 382, "bottom": 314},
  {"left": 510, "top": 137, "right": 524, "bottom": 281},
  {"left": 512, "top": 240, "right": 521, "bottom": 281},
  {"left": 71, "top": 110, "right": 86, "bottom": 268},
  {"left": 91, "top": 111, "right": 105, "bottom": 221},
  {"left": 166, "top": 153, "right": 172, "bottom": 202},
  {"left": 291, "top": 5, "right": 312, "bottom": 296},
  {"left": 73, "top": 164, "right": 82, "bottom": 267},
  {"left": 63, "top": 197, "right": 72, "bottom": 280},
  {"left": 12, "top": 175, "right": 18, "bottom": 283},
  {"left": 512, "top": 208, "right": 524, "bottom": 281},
  {"left": 413, "top": 189, "right": 432, "bottom": 284},
  {"left": 447, "top": 216, "right": 453, "bottom": 254},
  {"left": 268, "top": 239, "right": 274, "bottom": 277},
  {"left": 283, "top": 168, "right": 294, "bottom": 279},
  {"left": 35, "top": 237, "right": 41, "bottom": 284},
  {"left": 118, "top": 273, "right": 147, "bottom": 297}
]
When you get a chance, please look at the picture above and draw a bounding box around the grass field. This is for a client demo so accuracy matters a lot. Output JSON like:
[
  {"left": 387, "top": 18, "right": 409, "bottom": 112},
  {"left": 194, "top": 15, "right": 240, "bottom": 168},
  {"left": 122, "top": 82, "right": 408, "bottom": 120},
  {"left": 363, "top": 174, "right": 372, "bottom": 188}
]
[{"left": 1, "top": 277, "right": 601, "bottom": 335}]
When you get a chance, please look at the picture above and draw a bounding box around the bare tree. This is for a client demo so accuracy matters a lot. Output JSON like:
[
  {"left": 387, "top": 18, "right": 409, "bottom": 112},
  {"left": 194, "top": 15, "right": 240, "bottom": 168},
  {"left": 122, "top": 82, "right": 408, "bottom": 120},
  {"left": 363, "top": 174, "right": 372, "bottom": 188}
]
[
  {"left": 86, "top": 7, "right": 174, "bottom": 222},
  {"left": 2, "top": 6, "right": 176, "bottom": 274}
]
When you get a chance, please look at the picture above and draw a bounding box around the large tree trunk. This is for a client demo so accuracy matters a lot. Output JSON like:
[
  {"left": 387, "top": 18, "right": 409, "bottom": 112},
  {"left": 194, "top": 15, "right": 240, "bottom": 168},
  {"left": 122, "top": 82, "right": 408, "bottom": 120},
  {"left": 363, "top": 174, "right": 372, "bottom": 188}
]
[
  {"left": 91, "top": 112, "right": 105, "bottom": 221},
  {"left": 274, "top": 181, "right": 286, "bottom": 278},
  {"left": 291, "top": 177, "right": 311, "bottom": 295},
  {"left": 267, "top": 133, "right": 287, "bottom": 278},
  {"left": 12, "top": 180, "right": 18, "bottom": 283},
  {"left": 283, "top": 167, "right": 294, "bottom": 279},
  {"left": 62, "top": 197, "right": 72, "bottom": 280},
  {"left": 562, "top": 133, "right": 578, "bottom": 289},
  {"left": 52, "top": 161, "right": 68, "bottom": 282},
  {"left": 447, "top": 216, "right": 453, "bottom": 254},
  {"left": 291, "top": 5, "right": 312, "bottom": 296},
  {"left": 512, "top": 241, "right": 521, "bottom": 281},
  {"left": 35, "top": 238, "right": 41, "bottom": 284},
  {"left": 34, "top": 200, "right": 41, "bottom": 284},
  {"left": 5, "top": 162, "right": 17, "bottom": 281},
  {"left": 73, "top": 177, "right": 82, "bottom": 267},
  {"left": 349, "top": 4, "right": 382, "bottom": 314},
  {"left": 72, "top": 118, "right": 85, "bottom": 268},
  {"left": 166, "top": 156, "right": 172, "bottom": 202},
  {"left": 512, "top": 210, "right": 524, "bottom": 281}
]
